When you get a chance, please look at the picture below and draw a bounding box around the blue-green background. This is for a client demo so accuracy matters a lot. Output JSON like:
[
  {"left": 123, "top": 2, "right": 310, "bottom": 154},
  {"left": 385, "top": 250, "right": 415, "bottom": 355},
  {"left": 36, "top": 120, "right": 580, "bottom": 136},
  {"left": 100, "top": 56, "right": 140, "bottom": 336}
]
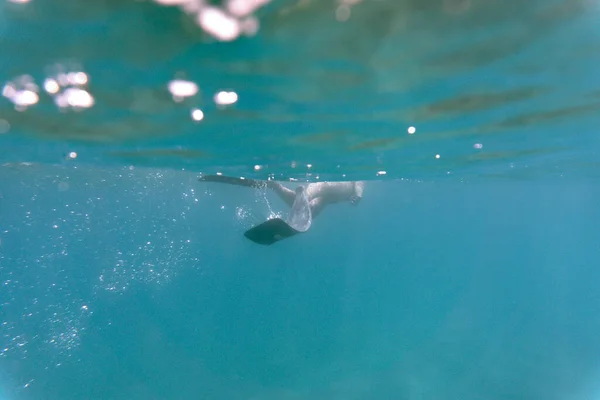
[
  {"left": 2, "top": 0, "right": 600, "bottom": 398},
  {"left": 2, "top": 165, "right": 600, "bottom": 399}
]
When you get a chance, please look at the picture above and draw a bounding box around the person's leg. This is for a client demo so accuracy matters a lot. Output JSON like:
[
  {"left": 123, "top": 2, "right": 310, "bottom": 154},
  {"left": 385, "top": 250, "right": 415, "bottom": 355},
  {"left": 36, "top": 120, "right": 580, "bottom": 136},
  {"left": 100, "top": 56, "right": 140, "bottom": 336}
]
[
  {"left": 308, "top": 197, "right": 327, "bottom": 219},
  {"left": 267, "top": 181, "right": 296, "bottom": 208}
]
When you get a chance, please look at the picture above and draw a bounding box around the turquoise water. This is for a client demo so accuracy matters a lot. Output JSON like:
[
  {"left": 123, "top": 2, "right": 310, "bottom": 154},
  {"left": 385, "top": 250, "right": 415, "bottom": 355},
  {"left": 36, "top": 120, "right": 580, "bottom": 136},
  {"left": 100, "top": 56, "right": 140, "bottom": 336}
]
[
  {"left": 1, "top": 0, "right": 600, "bottom": 180},
  {"left": 2, "top": 164, "right": 600, "bottom": 399},
  {"left": 2, "top": 0, "right": 600, "bottom": 399}
]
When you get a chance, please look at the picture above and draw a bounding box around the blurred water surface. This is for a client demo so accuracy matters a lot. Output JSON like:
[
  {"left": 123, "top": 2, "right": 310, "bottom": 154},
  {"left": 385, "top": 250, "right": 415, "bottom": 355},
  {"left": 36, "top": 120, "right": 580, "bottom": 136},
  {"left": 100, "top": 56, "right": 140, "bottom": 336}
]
[{"left": 1, "top": 0, "right": 599, "bottom": 180}]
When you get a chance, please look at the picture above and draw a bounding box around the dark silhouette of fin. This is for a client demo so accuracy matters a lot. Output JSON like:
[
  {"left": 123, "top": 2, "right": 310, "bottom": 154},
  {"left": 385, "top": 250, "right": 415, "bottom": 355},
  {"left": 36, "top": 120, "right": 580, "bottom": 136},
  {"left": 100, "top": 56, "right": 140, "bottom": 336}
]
[
  {"left": 244, "top": 218, "right": 300, "bottom": 245},
  {"left": 198, "top": 174, "right": 266, "bottom": 189}
]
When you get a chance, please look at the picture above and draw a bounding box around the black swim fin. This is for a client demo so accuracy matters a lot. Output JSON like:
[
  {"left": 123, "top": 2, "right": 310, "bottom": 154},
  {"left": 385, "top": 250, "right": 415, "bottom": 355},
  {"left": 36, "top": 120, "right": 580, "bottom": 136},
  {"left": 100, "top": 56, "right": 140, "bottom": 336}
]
[
  {"left": 198, "top": 174, "right": 267, "bottom": 189},
  {"left": 244, "top": 218, "right": 300, "bottom": 245}
]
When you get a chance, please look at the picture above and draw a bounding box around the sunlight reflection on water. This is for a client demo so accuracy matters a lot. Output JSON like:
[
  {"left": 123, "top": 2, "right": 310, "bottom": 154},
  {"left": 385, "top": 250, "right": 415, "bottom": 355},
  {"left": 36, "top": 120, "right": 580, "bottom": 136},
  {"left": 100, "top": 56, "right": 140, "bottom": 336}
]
[{"left": 0, "top": 0, "right": 599, "bottom": 181}]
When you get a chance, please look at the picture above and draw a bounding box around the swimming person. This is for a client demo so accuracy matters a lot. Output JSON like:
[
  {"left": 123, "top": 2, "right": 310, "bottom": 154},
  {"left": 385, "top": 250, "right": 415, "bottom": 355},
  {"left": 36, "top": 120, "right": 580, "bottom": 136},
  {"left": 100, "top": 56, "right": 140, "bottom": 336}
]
[
  {"left": 265, "top": 180, "right": 364, "bottom": 219},
  {"left": 198, "top": 174, "right": 365, "bottom": 219},
  {"left": 198, "top": 174, "right": 365, "bottom": 244}
]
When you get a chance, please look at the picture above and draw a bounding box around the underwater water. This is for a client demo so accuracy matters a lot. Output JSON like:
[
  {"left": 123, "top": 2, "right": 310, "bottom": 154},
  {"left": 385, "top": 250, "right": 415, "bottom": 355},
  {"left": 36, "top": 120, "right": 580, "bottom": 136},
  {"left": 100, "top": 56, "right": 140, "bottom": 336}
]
[
  {"left": 2, "top": 165, "right": 600, "bottom": 400},
  {"left": 2, "top": 0, "right": 600, "bottom": 399}
]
